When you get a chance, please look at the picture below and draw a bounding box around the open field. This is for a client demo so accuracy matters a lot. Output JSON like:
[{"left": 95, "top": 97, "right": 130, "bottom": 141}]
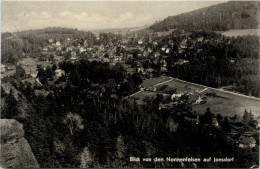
[
  {"left": 142, "top": 76, "right": 173, "bottom": 88},
  {"left": 137, "top": 76, "right": 260, "bottom": 118},
  {"left": 222, "top": 29, "right": 260, "bottom": 37},
  {"left": 154, "top": 78, "right": 205, "bottom": 93},
  {"left": 194, "top": 88, "right": 260, "bottom": 118}
]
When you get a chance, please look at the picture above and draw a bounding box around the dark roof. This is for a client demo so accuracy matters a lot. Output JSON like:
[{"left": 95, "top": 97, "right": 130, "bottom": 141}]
[{"left": 239, "top": 136, "right": 256, "bottom": 145}]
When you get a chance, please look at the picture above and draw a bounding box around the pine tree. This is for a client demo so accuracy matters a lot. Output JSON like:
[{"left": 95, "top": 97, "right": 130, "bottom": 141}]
[
  {"left": 1, "top": 86, "right": 7, "bottom": 98},
  {"left": 80, "top": 147, "right": 93, "bottom": 168},
  {"left": 2, "top": 89, "right": 19, "bottom": 118},
  {"left": 45, "top": 66, "right": 54, "bottom": 79},
  {"left": 248, "top": 109, "right": 254, "bottom": 122},
  {"left": 114, "top": 135, "right": 126, "bottom": 168},
  {"left": 242, "top": 109, "right": 250, "bottom": 126}
]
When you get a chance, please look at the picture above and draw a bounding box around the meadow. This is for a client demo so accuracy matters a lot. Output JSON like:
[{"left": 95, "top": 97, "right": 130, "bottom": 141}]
[{"left": 140, "top": 76, "right": 260, "bottom": 118}]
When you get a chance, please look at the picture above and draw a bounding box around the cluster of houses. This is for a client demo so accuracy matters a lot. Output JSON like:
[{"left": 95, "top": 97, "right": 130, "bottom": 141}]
[
  {"left": 38, "top": 31, "right": 208, "bottom": 78},
  {"left": 1, "top": 64, "right": 15, "bottom": 74},
  {"left": 238, "top": 136, "right": 256, "bottom": 148}
]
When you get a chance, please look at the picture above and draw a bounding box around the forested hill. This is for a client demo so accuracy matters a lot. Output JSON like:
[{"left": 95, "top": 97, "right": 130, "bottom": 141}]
[
  {"left": 1, "top": 27, "right": 96, "bottom": 64},
  {"left": 2, "top": 27, "right": 96, "bottom": 41},
  {"left": 149, "top": 1, "right": 260, "bottom": 32}
]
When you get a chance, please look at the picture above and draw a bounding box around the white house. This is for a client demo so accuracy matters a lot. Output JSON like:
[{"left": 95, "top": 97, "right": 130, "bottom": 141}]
[
  {"left": 56, "top": 41, "right": 61, "bottom": 46},
  {"left": 212, "top": 117, "right": 219, "bottom": 127},
  {"left": 229, "top": 59, "right": 235, "bottom": 63},
  {"left": 43, "top": 47, "right": 48, "bottom": 52},
  {"left": 197, "top": 37, "right": 204, "bottom": 42},
  {"left": 55, "top": 69, "right": 65, "bottom": 78},
  {"left": 79, "top": 47, "right": 86, "bottom": 53},
  {"left": 31, "top": 71, "right": 38, "bottom": 78},
  {"left": 171, "top": 93, "right": 183, "bottom": 100},
  {"left": 137, "top": 66, "right": 144, "bottom": 74},
  {"left": 138, "top": 40, "right": 143, "bottom": 45},
  {"left": 180, "top": 39, "right": 187, "bottom": 49},
  {"left": 161, "top": 45, "right": 168, "bottom": 52},
  {"left": 195, "top": 95, "right": 203, "bottom": 104}
]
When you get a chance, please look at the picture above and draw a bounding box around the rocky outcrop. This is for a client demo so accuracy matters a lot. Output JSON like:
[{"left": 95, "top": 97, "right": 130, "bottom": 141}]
[{"left": 0, "top": 119, "right": 39, "bottom": 168}]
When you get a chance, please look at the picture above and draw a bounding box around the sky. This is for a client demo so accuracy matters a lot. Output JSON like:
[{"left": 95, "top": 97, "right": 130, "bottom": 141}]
[{"left": 2, "top": 1, "right": 226, "bottom": 33}]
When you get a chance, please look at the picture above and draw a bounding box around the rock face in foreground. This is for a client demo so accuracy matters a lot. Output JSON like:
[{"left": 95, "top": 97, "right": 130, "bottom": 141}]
[{"left": 0, "top": 119, "right": 39, "bottom": 168}]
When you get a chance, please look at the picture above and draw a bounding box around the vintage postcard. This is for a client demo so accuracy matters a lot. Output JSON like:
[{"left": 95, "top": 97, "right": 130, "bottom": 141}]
[{"left": 1, "top": 1, "right": 259, "bottom": 168}]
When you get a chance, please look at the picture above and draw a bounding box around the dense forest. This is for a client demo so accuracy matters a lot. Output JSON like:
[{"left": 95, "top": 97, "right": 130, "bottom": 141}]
[
  {"left": 1, "top": 59, "right": 258, "bottom": 168},
  {"left": 149, "top": 1, "right": 260, "bottom": 32}
]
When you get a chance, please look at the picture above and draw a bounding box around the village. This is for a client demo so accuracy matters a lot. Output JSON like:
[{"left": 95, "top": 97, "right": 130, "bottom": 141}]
[
  {"left": 1, "top": 29, "right": 259, "bottom": 154},
  {"left": 1, "top": 0, "right": 260, "bottom": 168},
  {"left": 1, "top": 30, "right": 237, "bottom": 87}
]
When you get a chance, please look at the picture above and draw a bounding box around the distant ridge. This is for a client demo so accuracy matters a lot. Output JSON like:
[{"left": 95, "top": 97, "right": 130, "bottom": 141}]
[
  {"left": 149, "top": 1, "right": 260, "bottom": 32},
  {"left": 90, "top": 25, "right": 149, "bottom": 36}
]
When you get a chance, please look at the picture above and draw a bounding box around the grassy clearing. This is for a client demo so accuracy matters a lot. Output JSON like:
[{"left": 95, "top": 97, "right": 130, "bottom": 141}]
[
  {"left": 222, "top": 29, "right": 260, "bottom": 37},
  {"left": 142, "top": 76, "right": 172, "bottom": 88},
  {"left": 141, "top": 76, "right": 260, "bottom": 118},
  {"left": 194, "top": 88, "right": 260, "bottom": 118},
  {"left": 155, "top": 78, "right": 205, "bottom": 93},
  {"left": 157, "top": 29, "right": 176, "bottom": 37}
]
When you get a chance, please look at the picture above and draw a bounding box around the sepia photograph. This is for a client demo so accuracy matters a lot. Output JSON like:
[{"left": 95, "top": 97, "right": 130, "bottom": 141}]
[{"left": 0, "top": 0, "right": 260, "bottom": 168}]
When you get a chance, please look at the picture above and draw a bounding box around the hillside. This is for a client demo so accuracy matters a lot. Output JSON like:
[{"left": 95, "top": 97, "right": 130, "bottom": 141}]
[
  {"left": 0, "top": 119, "right": 39, "bottom": 168},
  {"left": 91, "top": 27, "right": 137, "bottom": 36},
  {"left": 149, "top": 1, "right": 260, "bottom": 32},
  {"left": 1, "top": 27, "right": 97, "bottom": 64}
]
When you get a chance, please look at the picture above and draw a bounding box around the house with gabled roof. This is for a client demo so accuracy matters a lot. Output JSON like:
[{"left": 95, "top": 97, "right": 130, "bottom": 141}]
[
  {"left": 239, "top": 136, "right": 256, "bottom": 148},
  {"left": 55, "top": 69, "right": 65, "bottom": 78},
  {"left": 175, "top": 59, "right": 189, "bottom": 65},
  {"left": 43, "top": 47, "right": 48, "bottom": 52},
  {"left": 180, "top": 39, "right": 187, "bottom": 49},
  {"left": 161, "top": 45, "right": 168, "bottom": 51},
  {"left": 56, "top": 41, "right": 61, "bottom": 46},
  {"left": 138, "top": 40, "right": 143, "bottom": 45}
]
